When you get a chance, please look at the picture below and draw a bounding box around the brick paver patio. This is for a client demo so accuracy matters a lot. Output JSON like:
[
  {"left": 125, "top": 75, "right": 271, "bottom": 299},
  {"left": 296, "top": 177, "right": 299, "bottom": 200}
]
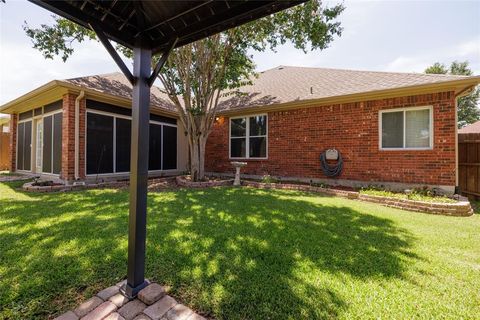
[{"left": 54, "top": 281, "right": 206, "bottom": 320}]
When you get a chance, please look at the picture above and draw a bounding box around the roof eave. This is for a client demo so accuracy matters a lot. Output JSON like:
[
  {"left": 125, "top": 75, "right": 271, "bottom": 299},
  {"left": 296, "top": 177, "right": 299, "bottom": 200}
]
[
  {"left": 0, "top": 80, "right": 66, "bottom": 114},
  {"left": 0, "top": 80, "right": 179, "bottom": 118},
  {"left": 218, "top": 77, "right": 480, "bottom": 116}
]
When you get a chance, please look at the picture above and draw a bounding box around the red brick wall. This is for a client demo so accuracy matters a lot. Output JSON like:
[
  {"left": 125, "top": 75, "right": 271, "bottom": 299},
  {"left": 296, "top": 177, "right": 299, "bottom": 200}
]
[
  {"left": 61, "top": 93, "right": 86, "bottom": 181},
  {"left": 205, "top": 92, "right": 457, "bottom": 187},
  {"left": 9, "top": 114, "right": 17, "bottom": 172},
  {"left": 61, "top": 94, "right": 75, "bottom": 181},
  {"left": 78, "top": 98, "right": 86, "bottom": 179}
]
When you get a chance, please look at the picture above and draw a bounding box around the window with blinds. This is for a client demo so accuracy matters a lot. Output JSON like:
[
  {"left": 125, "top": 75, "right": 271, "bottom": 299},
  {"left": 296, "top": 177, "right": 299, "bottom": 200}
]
[{"left": 380, "top": 107, "right": 432, "bottom": 150}]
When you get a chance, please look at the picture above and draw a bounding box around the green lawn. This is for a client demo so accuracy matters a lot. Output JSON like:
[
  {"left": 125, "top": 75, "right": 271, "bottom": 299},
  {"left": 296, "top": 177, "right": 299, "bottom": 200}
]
[{"left": 0, "top": 181, "right": 479, "bottom": 320}]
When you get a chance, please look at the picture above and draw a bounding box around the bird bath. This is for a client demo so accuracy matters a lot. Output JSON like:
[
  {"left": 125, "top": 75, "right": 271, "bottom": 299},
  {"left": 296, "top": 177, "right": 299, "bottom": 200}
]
[{"left": 231, "top": 162, "right": 247, "bottom": 186}]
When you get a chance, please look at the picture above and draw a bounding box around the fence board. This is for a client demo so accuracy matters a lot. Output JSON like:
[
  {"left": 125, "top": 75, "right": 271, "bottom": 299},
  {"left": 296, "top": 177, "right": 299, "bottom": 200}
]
[
  {"left": 458, "top": 133, "right": 480, "bottom": 198},
  {"left": 0, "top": 132, "right": 9, "bottom": 170}
]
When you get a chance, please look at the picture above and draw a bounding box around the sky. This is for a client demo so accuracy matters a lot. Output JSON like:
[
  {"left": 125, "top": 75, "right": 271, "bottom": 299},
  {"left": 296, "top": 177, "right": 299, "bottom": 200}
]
[{"left": 0, "top": 0, "right": 479, "bottom": 107}]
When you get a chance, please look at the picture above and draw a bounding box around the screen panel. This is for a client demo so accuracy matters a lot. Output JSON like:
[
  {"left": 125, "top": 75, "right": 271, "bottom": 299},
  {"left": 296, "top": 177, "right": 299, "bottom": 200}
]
[
  {"left": 23, "top": 121, "right": 32, "bottom": 171},
  {"left": 115, "top": 118, "right": 131, "bottom": 172},
  {"left": 86, "top": 113, "right": 114, "bottom": 174},
  {"left": 150, "top": 113, "right": 177, "bottom": 125},
  {"left": 33, "top": 107, "right": 43, "bottom": 116},
  {"left": 162, "top": 126, "right": 177, "bottom": 170},
  {"left": 43, "top": 116, "right": 52, "bottom": 173},
  {"left": 17, "top": 122, "right": 25, "bottom": 170},
  {"left": 87, "top": 100, "right": 131, "bottom": 116},
  {"left": 149, "top": 123, "right": 162, "bottom": 170},
  {"left": 52, "top": 113, "right": 63, "bottom": 174},
  {"left": 44, "top": 100, "right": 62, "bottom": 113},
  {"left": 19, "top": 110, "right": 33, "bottom": 121}
]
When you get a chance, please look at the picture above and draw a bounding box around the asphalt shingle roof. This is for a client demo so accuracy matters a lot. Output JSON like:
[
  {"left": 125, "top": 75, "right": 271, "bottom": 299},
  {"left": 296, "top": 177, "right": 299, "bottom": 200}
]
[
  {"left": 217, "top": 66, "right": 473, "bottom": 111},
  {"left": 64, "top": 66, "right": 475, "bottom": 113},
  {"left": 64, "top": 72, "right": 176, "bottom": 112},
  {"left": 459, "top": 121, "right": 480, "bottom": 134}
]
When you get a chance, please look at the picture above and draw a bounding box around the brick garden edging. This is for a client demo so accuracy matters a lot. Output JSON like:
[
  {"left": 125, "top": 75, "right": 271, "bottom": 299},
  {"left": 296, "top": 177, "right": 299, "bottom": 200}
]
[
  {"left": 22, "top": 180, "right": 128, "bottom": 192},
  {"left": 357, "top": 194, "right": 473, "bottom": 217},
  {"left": 54, "top": 280, "right": 206, "bottom": 320},
  {"left": 175, "top": 175, "right": 233, "bottom": 188},
  {"left": 243, "top": 180, "right": 359, "bottom": 199},
  {"left": 0, "top": 173, "right": 37, "bottom": 183},
  {"left": 22, "top": 176, "right": 473, "bottom": 216},
  {"left": 242, "top": 181, "right": 473, "bottom": 217},
  {"left": 22, "top": 177, "right": 176, "bottom": 193}
]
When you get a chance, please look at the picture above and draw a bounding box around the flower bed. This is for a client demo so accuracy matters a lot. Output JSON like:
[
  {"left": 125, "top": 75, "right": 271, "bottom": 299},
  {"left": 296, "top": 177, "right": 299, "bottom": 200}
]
[
  {"left": 175, "top": 175, "right": 233, "bottom": 188},
  {"left": 243, "top": 180, "right": 358, "bottom": 199},
  {"left": 242, "top": 180, "right": 472, "bottom": 217}
]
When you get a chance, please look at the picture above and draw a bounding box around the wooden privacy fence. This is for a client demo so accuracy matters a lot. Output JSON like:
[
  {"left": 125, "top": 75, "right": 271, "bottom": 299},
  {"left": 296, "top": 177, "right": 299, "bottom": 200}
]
[
  {"left": 0, "top": 132, "right": 9, "bottom": 170},
  {"left": 458, "top": 133, "right": 480, "bottom": 198}
]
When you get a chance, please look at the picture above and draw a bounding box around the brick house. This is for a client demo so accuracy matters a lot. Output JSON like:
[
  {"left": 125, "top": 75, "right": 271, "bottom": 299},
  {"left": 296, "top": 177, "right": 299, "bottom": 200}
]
[{"left": 1, "top": 66, "right": 479, "bottom": 193}]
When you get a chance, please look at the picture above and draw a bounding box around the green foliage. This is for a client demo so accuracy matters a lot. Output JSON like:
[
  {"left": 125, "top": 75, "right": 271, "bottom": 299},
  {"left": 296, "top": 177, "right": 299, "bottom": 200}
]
[
  {"left": 425, "top": 60, "right": 479, "bottom": 127},
  {"left": 424, "top": 62, "right": 448, "bottom": 74},
  {"left": 360, "top": 187, "right": 456, "bottom": 203},
  {"left": 1, "top": 182, "right": 479, "bottom": 319},
  {"left": 23, "top": 16, "right": 96, "bottom": 62},
  {"left": 261, "top": 174, "right": 277, "bottom": 184}
]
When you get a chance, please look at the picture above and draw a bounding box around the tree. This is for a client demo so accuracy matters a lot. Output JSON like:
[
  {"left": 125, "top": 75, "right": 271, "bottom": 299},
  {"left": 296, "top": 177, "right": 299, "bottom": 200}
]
[
  {"left": 425, "top": 61, "right": 479, "bottom": 128},
  {"left": 424, "top": 62, "right": 448, "bottom": 75},
  {"left": 24, "top": 1, "right": 344, "bottom": 180}
]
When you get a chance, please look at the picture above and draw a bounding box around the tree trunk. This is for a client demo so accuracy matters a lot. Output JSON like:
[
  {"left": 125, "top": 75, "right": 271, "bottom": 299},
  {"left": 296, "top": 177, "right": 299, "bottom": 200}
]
[
  {"left": 189, "top": 134, "right": 208, "bottom": 182},
  {"left": 189, "top": 136, "right": 200, "bottom": 181},
  {"left": 198, "top": 136, "right": 207, "bottom": 180}
]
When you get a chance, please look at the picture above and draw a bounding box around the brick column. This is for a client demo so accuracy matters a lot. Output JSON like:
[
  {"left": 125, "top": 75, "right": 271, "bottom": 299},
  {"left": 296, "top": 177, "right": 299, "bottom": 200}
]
[
  {"left": 8, "top": 114, "right": 17, "bottom": 172},
  {"left": 61, "top": 93, "right": 77, "bottom": 181},
  {"left": 78, "top": 98, "right": 86, "bottom": 179}
]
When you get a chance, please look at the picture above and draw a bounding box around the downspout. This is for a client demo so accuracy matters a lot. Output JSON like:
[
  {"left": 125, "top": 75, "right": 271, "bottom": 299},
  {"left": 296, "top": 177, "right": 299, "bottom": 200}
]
[{"left": 74, "top": 90, "right": 85, "bottom": 181}]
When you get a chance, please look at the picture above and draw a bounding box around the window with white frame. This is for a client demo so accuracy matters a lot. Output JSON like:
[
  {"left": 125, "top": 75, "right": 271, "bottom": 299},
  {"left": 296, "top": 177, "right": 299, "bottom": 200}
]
[
  {"left": 380, "top": 106, "right": 432, "bottom": 149},
  {"left": 230, "top": 115, "right": 267, "bottom": 158}
]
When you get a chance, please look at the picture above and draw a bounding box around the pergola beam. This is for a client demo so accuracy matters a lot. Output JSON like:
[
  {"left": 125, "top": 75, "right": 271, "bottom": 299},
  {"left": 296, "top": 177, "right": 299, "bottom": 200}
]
[
  {"left": 148, "top": 38, "right": 177, "bottom": 87},
  {"left": 91, "top": 23, "right": 135, "bottom": 85}
]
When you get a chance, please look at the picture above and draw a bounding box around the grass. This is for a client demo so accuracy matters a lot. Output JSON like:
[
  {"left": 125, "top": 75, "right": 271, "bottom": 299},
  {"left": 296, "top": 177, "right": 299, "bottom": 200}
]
[
  {"left": 0, "top": 171, "right": 19, "bottom": 176},
  {"left": 0, "top": 181, "right": 479, "bottom": 320},
  {"left": 360, "top": 188, "right": 456, "bottom": 203}
]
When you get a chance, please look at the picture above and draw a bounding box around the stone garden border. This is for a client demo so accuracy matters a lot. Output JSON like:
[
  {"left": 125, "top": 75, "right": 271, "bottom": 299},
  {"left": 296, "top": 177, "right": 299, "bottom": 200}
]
[
  {"left": 175, "top": 175, "right": 234, "bottom": 188},
  {"left": 242, "top": 181, "right": 473, "bottom": 217},
  {"left": 21, "top": 176, "right": 473, "bottom": 216},
  {"left": 23, "top": 180, "right": 128, "bottom": 192},
  {"left": 22, "top": 177, "right": 176, "bottom": 193}
]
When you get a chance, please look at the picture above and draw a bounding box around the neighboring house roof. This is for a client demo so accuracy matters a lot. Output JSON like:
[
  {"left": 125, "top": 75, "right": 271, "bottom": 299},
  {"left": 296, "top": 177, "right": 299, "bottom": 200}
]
[
  {"left": 459, "top": 121, "right": 480, "bottom": 134},
  {"left": 0, "top": 115, "right": 9, "bottom": 126},
  {"left": 1, "top": 65, "right": 479, "bottom": 116},
  {"left": 217, "top": 66, "right": 480, "bottom": 113}
]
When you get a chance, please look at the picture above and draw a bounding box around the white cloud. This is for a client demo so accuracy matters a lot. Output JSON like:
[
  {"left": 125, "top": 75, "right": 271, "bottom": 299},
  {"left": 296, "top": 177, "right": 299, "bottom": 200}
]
[
  {"left": 0, "top": 40, "right": 130, "bottom": 104},
  {"left": 385, "top": 36, "right": 480, "bottom": 74}
]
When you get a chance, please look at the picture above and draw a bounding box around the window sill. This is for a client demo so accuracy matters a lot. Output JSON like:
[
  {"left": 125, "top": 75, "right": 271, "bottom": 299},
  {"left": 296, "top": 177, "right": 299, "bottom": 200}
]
[
  {"left": 379, "top": 147, "right": 433, "bottom": 151},
  {"left": 229, "top": 158, "right": 268, "bottom": 161}
]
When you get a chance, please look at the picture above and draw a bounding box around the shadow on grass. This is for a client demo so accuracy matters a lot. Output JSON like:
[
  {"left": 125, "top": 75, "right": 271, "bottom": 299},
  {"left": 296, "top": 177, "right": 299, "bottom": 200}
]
[
  {"left": 146, "top": 187, "right": 417, "bottom": 319},
  {"left": 0, "top": 184, "right": 417, "bottom": 320}
]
